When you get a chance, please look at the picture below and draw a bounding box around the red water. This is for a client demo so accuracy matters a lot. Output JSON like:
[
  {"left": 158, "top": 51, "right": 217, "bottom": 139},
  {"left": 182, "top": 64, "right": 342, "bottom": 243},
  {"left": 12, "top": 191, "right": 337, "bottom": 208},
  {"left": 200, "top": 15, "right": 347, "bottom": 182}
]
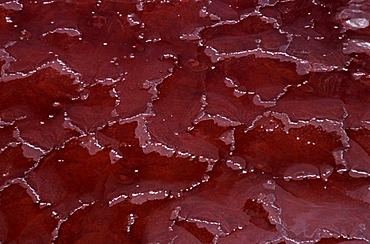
[{"left": 0, "top": 0, "right": 369, "bottom": 243}]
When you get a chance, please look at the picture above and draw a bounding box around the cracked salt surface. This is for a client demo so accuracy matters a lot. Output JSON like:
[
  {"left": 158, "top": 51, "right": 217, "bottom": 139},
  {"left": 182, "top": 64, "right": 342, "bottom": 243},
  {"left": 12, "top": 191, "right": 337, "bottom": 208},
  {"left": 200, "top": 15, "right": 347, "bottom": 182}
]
[{"left": 0, "top": 0, "right": 369, "bottom": 243}]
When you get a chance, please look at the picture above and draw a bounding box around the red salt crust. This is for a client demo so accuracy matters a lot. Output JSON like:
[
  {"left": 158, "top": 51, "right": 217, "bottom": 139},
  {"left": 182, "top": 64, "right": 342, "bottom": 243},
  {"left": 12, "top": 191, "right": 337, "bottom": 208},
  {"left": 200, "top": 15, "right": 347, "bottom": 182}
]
[
  {"left": 0, "top": 184, "right": 58, "bottom": 243},
  {"left": 0, "top": 0, "right": 370, "bottom": 243},
  {"left": 0, "top": 146, "right": 35, "bottom": 186}
]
